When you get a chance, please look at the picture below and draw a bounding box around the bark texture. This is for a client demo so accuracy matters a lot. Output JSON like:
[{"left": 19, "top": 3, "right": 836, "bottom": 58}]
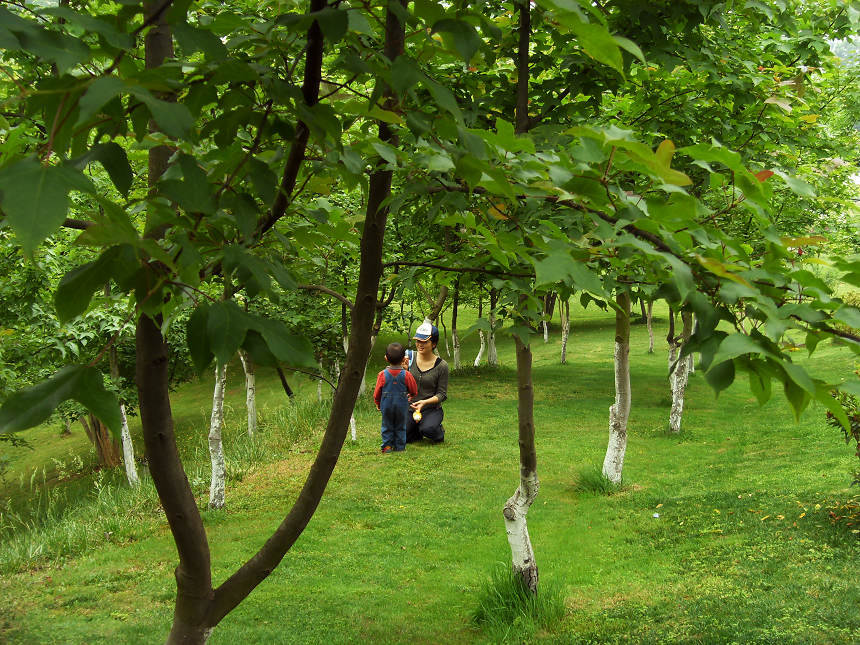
[
  {"left": 452, "top": 280, "right": 461, "bottom": 369},
  {"left": 80, "top": 413, "right": 121, "bottom": 468},
  {"left": 238, "top": 350, "right": 256, "bottom": 437},
  {"left": 474, "top": 330, "right": 486, "bottom": 366},
  {"left": 487, "top": 288, "right": 499, "bottom": 366},
  {"left": 208, "top": 362, "right": 227, "bottom": 509},
  {"left": 560, "top": 297, "right": 570, "bottom": 364},
  {"left": 646, "top": 301, "right": 654, "bottom": 354},
  {"left": 669, "top": 310, "right": 693, "bottom": 434},
  {"left": 504, "top": 333, "right": 539, "bottom": 592},
  {"left": 108, "top": 331, "right": 139, "bottom": 486},
  {"left": 602, "top": 291, "right": 631, "bottom": 484}
]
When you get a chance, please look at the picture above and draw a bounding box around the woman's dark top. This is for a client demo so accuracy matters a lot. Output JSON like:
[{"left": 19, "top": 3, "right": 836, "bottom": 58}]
[{"left": 408, "top": 356, "right": 449, "bottom": 410}]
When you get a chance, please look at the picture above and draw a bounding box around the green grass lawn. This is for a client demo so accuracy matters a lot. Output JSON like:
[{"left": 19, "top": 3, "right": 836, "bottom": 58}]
[{"left": 1, "top": 304, "right": 858, "bottom": 644}]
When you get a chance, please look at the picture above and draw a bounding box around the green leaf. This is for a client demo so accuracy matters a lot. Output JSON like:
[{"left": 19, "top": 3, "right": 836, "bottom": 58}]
[
  {"left": 73, "top": 142, "right": 134, "bottom": 196},
  {"left": 422, "top": 77, "right": 463, "bottom": 122},
  {"left": 246, "top": 315, "right": 316, "bottom": 367},
  {"left": 0, "top": 158, "right": 94, "bottom": 254},
  {"left": 705, "top": 359, "right": 735, "bottom": 395},
  {"left": 569, "top": 16, "right": 624, "bottom": 75},
  {"left": 432, "top": 18, "right": 481, "bottom": 63},
  {"left": 172, "top": 21, "right": 227, "bottom": 60},
  {"left": 54, "top": 246, "right": 125, "bottom": 322},
  {"left": 612, "top": 35, "right": 645, "bottom": 63},
  {"left": 315, "top": 7, "right": 349, "bottom": 42},
  {"left": 76, "top": 76, "right": 126, "bottom": 127},
  {"left": 712, "top": 333, "right": 771, "bottom": 366},
  {"left": 772, "top": 169, "right": 815, "bottom": 197},
  {"left": 390, "top": 56, "right": 422, "bottom": 96},
  {"left": 0, "top": 366, "right": 120, "bottom": 438},
  {"left": 132, "top": 89, "right": 194, "bottom": 139},
  {"left": 187, "top": 304, "right": 212, "bottom": 374},
  {"left": 207, "top": 300, "right": 248, "bottom": 366},
  {"left": 748, "top": 365, "right": 772, "bottom": 405}
]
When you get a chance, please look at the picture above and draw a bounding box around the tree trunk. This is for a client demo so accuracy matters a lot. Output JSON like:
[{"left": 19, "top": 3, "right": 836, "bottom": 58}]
[
  {"left": 451, "top": 280, "right": 461, "bottom": 369},
  {"left": 208, "top": 362, "right": 227, "bottom": 509},
  {"left": 440, "top": 312, "right": 451, "bottom": 357},
  {"left": 81, "top": 413, "right": 122, "bottom": 468},
  {"left": 646, "top": 300, "right": 654, "bottom": 354},
  {"left": 602, "top": 291, "right": 631, "bottom": 484},
  {"left": 488, "top": 287, "right": 499, "bottom": 366},
  {"left": 560, "top": 297, "right": 570, "bottom": 364},
  {"left": 276, "top": 367, "right": 295, "bottom": 400},
  {"left": 542, "top": 292, "right": 554, "bottom": 343},
  {"left": 505, "top": 333, "right": 539, "bottom": 592},
  {"left": 669, "top": 310, "right": 693, "bottom": 434},
  {"left": 62, "top": 417, "right": 72, "bottom": 436},
  {"left": 107, "top": 287, "right": 139, "bottom": 486},
  {"left": 238, "top": 350, "right": 256, "bottom": 437},
  {"left": 425, "top": 285, "right": 448, "bottom": 323},
  {"left": 119, "top": 404, "right": 139, "bottom": 486},
  {"left": 317, "top": 358, "right": 324, "bottom": 402}
]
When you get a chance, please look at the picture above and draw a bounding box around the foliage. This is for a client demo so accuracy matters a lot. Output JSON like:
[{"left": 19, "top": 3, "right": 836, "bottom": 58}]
[{"left": 826, "top": 387, "right": 860, "bottom": 483}]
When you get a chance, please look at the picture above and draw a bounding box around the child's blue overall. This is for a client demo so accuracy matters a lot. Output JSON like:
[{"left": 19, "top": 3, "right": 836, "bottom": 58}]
[{"left": 380, "top": 368, "right": 410, "bottom": 451}]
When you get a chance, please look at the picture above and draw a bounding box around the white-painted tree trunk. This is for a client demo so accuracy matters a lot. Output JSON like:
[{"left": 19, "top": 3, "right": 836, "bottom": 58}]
[
  {"left": 208, "top": 362, "right": 227, "bottom": 509},
  {"left": 317, "top": 359, "right": 324, "bottom": 402},
  {"left": 474, "top": 330, "right": 486, "bottom": 366},
  {"left": 238, "top": 349, "right": 256, "bottom": 437},
  {"left": 62, "top": 417, "right": 72, "bottom": 435},
  {"left": 646, "top": 301, "right": 654, "bottom": 354},
  {"left": 119, "top": 403, "right": 139, "bottom": 486},
  {"left": 669, "top": 311, "right": 693, "bottom": 434},
  {"left": 334, "top": 355, "right": 357, "bottom": 441},
  {"left": 560, "top": 298, "right": 570, "bottom": 364},
  {"left": 452, "top": 329, "right": 461, "bottom": 369},
  {"left": 542, "top": 320, "right": 549, "bottom": 343},
  {"left": 487, "top": 310, "right": 498, "bottom": 367},
  {"left": 503, "top": 470, "right": 540, "bottom": 590},
  {"left": 602, "top": 293, "right": 631, "bottom": 484}
]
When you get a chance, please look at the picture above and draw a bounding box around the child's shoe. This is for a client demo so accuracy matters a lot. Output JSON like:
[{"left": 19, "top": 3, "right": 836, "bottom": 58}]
[{"left": 381, "top": 445, "right": 393, "bottom": 454}]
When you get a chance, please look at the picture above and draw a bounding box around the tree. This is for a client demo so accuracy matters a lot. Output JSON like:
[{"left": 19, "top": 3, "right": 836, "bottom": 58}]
[{"left": 3, "top": 0, "right": 860, "bottom": 640}]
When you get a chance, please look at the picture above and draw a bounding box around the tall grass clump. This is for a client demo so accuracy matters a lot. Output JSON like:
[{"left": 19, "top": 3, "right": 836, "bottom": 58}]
[
  {"left": 472, "top": 564, "right": 565, "bottom": 643},
  {"left": 0, "top": 469, "right": 161, "bottom": 574},
  {"left": 573, "top": 465, "right": 625, "bottom": 496}
]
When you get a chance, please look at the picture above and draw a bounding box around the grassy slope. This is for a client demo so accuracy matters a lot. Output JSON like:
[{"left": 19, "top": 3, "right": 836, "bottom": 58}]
[{"left": 1, "top": 304, "right": 858, "bottom": 644}]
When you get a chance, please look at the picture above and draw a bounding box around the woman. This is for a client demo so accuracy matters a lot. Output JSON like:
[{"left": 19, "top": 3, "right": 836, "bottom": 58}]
[{"left": 406, "top": 321, "right": 448, "bottom": 443}]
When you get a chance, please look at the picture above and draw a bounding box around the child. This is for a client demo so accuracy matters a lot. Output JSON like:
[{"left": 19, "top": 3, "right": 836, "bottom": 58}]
[{"left": 373, "top": 342, "right": 418, "bottom": 453}]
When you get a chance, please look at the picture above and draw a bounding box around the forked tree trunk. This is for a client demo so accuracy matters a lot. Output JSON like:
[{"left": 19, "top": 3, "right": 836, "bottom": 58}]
[
  {"left": 505, "top": 332, "right": 539, "bottom": 592},
  {"left": 488, "top": 288, "right": 499, "bottom": 366},
  {"left": 602, "top": 291, "right": 631, "bottom": 484},
  {"left": 669, "top": 310, "right": 693, "bottom": 434},
  {"left": 238, "top": 349, "right": 256, "bottom": 437},
  {"left": 135, "top": 2, "right": 396, "bottom": 640},
  {"left": 646, "top": 301, "right": 654, "bottom": 354},
  {"left": 208, "top": 362, "right": 227, "bottom": 509},
  {"left": 451, "top": 280, "right": 461, "bottom": 369},
  {"left": 560, "top": 297, "right": 570, "bottom": 364}
]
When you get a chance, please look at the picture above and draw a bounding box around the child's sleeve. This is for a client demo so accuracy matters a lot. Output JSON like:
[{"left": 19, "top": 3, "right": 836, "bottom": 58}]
[
  {"left": 405, "top": 371, "right": 418, "bottom": 397},
  {"left": 373, "top": 371, "right": 385, "bottom": 407}
]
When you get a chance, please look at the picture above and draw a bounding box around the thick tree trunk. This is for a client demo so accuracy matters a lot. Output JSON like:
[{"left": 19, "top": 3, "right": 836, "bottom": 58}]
[
  {"left": 602, "top": 291, "right": 631, "bottom": 484},
  {"left": 646, "top": 300, "right": 654, "bottom": 354},
  {"left": 208, "top": 362, "right": 227, "bottom": 509},
  {"left": 669, "top": 310, "right": 693, "bottom": 434},
  {"left": 488, "top": 288, "right": 499, "bottom": 366},
  {"left": 451, "top": 280, "right": 461, "bottom": 369},
  {"left": 560, "top": 297, "right": 570, "bottom": 364}
]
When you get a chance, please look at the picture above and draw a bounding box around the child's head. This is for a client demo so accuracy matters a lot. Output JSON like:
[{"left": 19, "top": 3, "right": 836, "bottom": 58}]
[{"left": 385, "top": 342, "right": 405, "bottom": 366}]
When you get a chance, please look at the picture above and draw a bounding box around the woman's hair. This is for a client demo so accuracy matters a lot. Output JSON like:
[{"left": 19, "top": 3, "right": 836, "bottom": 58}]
[{"left": 385, "top": 342, "right": 405, "bottom": 364}]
